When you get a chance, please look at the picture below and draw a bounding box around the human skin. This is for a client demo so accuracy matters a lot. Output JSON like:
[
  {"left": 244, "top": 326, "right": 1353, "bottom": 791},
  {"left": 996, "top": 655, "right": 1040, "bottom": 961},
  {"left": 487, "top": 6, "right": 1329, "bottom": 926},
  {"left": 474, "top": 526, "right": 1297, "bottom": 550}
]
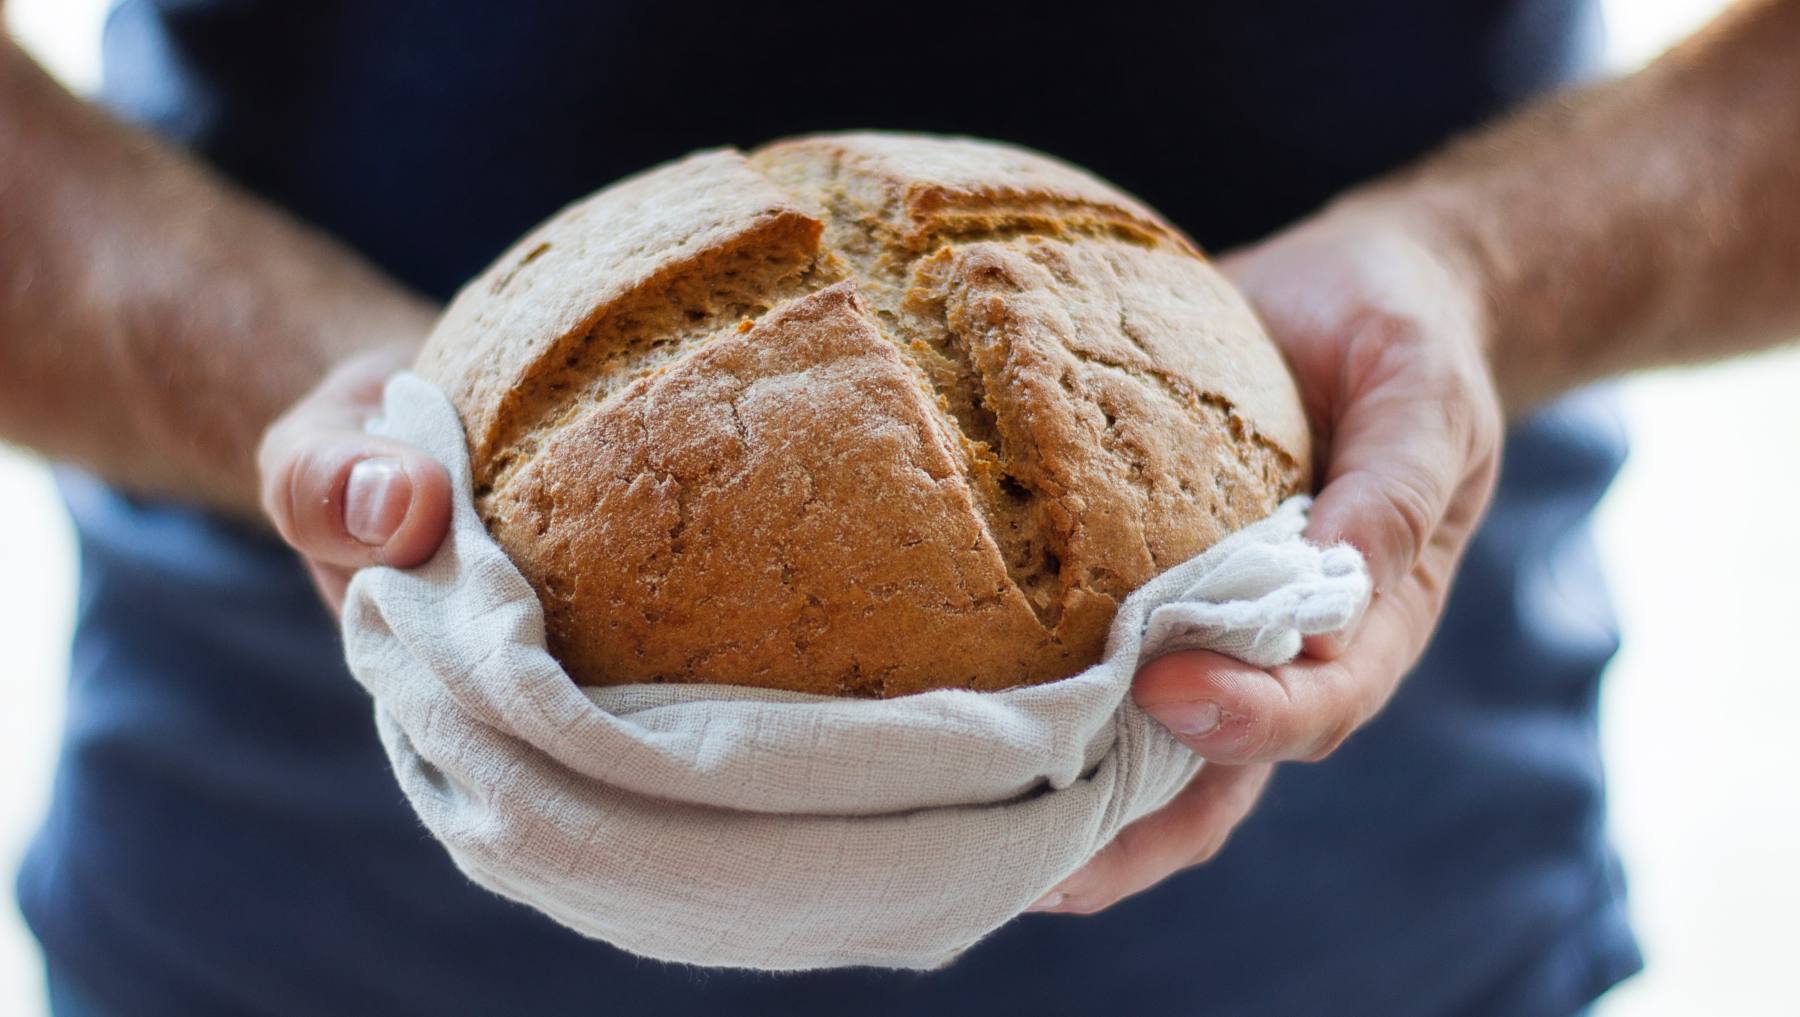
[
  {"left": 0, "top": 5, "right": 449, "bottom": 598},
  {"left": 1040, "top": 0, "right": 1800, "bottom": 912},
  {"left": 2, "top": 0, "right": 1797, "bottom": 915}
]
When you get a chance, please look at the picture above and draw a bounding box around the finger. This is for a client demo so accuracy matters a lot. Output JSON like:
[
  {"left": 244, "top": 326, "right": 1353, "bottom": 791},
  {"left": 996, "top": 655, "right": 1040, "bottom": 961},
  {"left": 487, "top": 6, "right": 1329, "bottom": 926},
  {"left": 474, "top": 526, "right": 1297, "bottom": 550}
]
[
  {"left": 1134, "top": 549, "right": 1446, "bottom": 765},
  {"left": 1137, "top": 457, "right": 1491, "bottom": 765},
  {"left": 259, "top": 410, "right": 452, "bottom": 571},
  {"left": 1030, "top": 763, "right": 1273, "bottom": 915},
  {"left": 1308, "top": 315, "right": 1495, "bottom": 605},
  {"left": 1300, "top": 624, "right": 1354, "bottom": 662},
  {"left": 306, "top": 560, "right": 352, "bottom": 616}
]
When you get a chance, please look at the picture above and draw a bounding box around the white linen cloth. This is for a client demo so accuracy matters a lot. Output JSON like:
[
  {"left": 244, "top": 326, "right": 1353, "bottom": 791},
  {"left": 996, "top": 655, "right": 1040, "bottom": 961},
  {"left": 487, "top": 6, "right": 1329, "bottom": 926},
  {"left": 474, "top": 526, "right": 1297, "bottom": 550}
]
[{"left": 341, "top": 372, "right": 1371, "bottom": 971}]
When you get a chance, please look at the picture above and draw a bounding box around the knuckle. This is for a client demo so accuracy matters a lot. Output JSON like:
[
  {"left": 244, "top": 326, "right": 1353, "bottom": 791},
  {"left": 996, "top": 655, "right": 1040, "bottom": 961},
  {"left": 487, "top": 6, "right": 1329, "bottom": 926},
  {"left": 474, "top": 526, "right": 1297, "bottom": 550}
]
[
  {"left": 1414, "top": 546, "right": 1456, "bottom": 598},
  {"left": 255, "top": 418, "right": 300, "bottom": 497},
  {"left": 1373, "top": 470, "right": 1437, "bottom": 573},
  {"left": 1468, "top": 376, "right": 1503, "bottom": 436},
  {"left": 1304, "top": 665, "right": 1381, "bottom": 762},
  {"left": 1343, "top": 312, "right": 1428, "bottom": 391},
  {"left": 1444, "top": 366, "right": 1503, "bottom": 463},
  {"left": 1345, "top": 310, "right": 1501, "bottom": 463},
  {"left": 1187, "top": 826, "right": 1232, "bottom": 865},
  {"left": 1218, "top": 702, "right": 1279, "bottom": 762},
  {"left": 258, "top": 452, "right": 304, "bottom": 541},
  {"left": 1302, "top": 714, "right": 1358, "bottom": 763},
  {"left": 256, "top": 407, "right": 345, "bottom": 538},
  {"left": 281, "top": 443, "right": 354, "bottom": 549},
  {"left": 1414, "top": 357, "right": 1474, "bottom": 427}
]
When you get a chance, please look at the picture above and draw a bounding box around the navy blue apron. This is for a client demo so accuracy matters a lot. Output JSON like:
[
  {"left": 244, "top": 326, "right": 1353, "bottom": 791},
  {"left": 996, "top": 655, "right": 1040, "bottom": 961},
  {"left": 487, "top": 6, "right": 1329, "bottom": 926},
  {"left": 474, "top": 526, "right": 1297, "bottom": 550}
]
[{"left": 19, "top": 2, "right": 1639, "bottom": 1014}]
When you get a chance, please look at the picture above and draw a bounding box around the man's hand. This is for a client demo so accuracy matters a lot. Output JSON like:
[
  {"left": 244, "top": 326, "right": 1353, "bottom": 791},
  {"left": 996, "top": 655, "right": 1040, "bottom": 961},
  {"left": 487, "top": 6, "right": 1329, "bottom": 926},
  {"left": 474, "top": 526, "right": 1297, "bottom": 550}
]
[
  {"left": 257, "top": 348, "right": 454, "bottom": 611},
  {"left": 1035, "top": 0, "right": 1800, "bottom": 916},
  {"left": 1032, "top": 202, "right": 1503, "bottom": 914}
]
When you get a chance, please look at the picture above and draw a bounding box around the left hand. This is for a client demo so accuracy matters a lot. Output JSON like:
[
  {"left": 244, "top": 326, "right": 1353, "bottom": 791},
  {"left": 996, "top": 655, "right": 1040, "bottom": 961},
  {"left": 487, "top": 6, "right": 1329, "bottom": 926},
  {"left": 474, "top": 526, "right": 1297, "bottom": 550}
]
[
  {"left": 1031, "top": 199, "right": 1503, "bottom": 914},
  {"left": 257, "top": 346, "right": 454, "bottom": 612}
]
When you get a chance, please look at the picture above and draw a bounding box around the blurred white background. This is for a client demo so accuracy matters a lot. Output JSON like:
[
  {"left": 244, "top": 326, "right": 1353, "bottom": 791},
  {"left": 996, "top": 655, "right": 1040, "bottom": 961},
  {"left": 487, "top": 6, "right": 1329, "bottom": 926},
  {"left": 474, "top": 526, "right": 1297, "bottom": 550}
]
[{"left": 1, "top": 0, "right": 1794, "bottom": 1014}]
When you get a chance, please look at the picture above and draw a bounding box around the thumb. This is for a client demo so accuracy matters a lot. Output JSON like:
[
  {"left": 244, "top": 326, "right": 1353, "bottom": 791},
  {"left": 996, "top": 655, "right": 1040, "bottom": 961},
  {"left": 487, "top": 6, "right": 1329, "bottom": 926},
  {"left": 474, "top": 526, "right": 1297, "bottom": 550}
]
[{"left": 258, "top": 367, "right": 452, "bottom": 572}]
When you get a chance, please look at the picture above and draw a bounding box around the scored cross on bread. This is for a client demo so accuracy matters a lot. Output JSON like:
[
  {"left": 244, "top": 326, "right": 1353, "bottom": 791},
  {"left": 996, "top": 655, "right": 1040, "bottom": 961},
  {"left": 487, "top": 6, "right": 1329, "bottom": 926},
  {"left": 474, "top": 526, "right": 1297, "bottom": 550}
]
[{"left": 415, "top": 133, "right": 1310, "bottom": 697}]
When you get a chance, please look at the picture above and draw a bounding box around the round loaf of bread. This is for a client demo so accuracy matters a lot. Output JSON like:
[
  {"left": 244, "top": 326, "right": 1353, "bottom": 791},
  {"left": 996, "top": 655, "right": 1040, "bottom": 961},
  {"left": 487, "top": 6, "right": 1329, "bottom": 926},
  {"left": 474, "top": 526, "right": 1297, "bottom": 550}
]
[{"left": 415, "top": 133, "right": 1311, "bottom": 697}]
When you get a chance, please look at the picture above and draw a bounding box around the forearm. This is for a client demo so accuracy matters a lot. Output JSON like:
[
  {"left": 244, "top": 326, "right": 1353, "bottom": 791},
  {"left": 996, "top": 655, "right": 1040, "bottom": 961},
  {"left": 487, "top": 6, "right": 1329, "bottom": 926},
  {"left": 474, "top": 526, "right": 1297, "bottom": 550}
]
[
  {"left": 0, "top": 35, "right": 435, "bottom": 516},
  {"left": 1344, "top": 0, "right": 1800, "bottom": 412}
]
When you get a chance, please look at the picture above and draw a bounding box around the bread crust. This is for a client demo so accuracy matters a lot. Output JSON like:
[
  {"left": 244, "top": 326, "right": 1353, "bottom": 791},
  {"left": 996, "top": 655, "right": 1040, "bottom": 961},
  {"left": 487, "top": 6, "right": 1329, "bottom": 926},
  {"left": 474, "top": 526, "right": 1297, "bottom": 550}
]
[{"left": 415, "top": 133, "right": 1310, "bottom": 697}]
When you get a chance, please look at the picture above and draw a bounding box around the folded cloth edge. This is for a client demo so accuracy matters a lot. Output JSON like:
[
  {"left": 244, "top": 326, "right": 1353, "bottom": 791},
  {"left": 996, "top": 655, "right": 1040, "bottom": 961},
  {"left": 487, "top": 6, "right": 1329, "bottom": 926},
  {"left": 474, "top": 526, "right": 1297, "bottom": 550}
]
[{"left": 341, "top": 372, "right": 1372, "bottom": 971}]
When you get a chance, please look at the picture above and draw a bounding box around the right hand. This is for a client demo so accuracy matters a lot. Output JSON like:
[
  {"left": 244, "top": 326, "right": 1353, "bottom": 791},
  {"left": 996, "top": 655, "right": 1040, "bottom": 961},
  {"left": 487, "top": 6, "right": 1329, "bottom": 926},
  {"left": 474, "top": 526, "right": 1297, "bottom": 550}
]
[
  {"left": 1036, "top": 198, "right": 1503, "bottom": 915},
  {"left": 257, "top": 347, "right": 453, "bottom": 611}
]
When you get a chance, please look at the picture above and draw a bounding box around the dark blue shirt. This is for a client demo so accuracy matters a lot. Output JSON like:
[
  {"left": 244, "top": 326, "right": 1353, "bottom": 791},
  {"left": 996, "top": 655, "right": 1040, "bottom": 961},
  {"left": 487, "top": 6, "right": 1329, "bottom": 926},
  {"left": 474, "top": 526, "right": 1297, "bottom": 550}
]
[{"left": 19, "top": 2, "right": 1641, "bottom": 1014}]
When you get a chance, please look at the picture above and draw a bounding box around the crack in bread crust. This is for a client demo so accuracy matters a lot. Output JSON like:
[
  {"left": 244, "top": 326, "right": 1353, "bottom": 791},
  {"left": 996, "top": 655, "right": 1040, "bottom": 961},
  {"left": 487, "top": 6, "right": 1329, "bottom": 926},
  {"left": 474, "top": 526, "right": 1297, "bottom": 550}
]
[
  {"left": 475, "top": 214, "right": 832, "bottom": 514},
  {"left": 422, "top": 134, "right": 1312, "bottom": 697},
  {"left": 745, "top": 146, "right": 1198, "bottom": 634},
  {"left": 746, "top": 143, "right": 1304, "bottom": 644}
]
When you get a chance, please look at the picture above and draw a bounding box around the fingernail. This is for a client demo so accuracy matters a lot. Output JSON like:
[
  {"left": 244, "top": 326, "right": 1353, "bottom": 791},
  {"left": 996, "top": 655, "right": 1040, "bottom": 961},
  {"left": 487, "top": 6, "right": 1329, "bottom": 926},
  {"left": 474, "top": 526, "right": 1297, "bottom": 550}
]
[
  {"left": 1158, "top": 701, "right": 1222, "bottom": 738},
  {"left": 345, "top": 458, "right": 410, "bottom": 546},
  {"left": 1027, "top": 892, "right": 1066, "bottom": 913}
]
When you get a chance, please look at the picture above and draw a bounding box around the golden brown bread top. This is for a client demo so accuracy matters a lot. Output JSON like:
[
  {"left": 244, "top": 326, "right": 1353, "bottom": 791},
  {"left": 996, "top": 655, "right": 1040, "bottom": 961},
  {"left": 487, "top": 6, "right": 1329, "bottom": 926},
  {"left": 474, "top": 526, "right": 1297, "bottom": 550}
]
[{"left": 415, "top": 133, "right": 1310, "bottom": 697}]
